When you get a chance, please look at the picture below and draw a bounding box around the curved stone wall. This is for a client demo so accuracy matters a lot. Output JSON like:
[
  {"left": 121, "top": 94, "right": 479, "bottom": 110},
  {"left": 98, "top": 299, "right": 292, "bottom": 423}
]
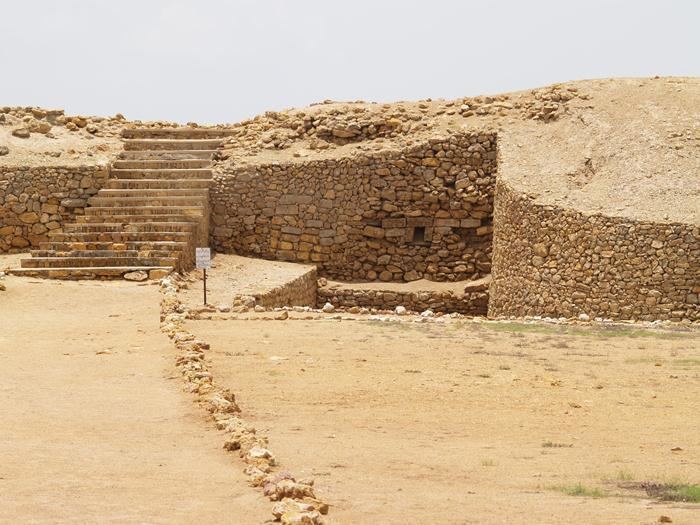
[
  {"left": 211, "top": 132, "right": 496, "bottom": 282},
  {"left": 489, "top": 181, "right": 699, "bottom": 322},
  {"left": 0, "top": 165, "right": 109, "bottom": 252}
]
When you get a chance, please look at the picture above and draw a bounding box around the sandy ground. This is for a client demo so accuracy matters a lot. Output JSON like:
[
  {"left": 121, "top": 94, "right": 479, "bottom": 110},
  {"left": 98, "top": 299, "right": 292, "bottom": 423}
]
[
  {"left": 190, "top": 317, "right": 700, "bottom": 525},
  {"left": 0, "top": 272, "right": 270, "bottom": 524}
]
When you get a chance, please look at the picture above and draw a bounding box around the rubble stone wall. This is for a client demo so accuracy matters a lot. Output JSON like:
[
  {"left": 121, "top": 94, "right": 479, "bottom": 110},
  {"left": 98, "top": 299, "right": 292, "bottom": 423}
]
[
  {"left": 489, "top": 181, "right": 700, "bottom": 322},
  {"left": 0, "top": 165, "right": 109, "bottom": 252},
  {"left": 317, "top": 285, "right": 489, "bottom": 316},
  {"left": 245, "top": 266, "right": 317, "bottom": 308},
  {"left": 211, "top": 132, "right": 497, "bottom": 282}
]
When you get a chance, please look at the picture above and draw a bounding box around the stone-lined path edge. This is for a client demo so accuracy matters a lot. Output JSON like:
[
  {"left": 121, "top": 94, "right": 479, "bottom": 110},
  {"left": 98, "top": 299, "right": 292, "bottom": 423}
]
[{"left": 159, "top": 275, "right": 330, "bottom": 525}]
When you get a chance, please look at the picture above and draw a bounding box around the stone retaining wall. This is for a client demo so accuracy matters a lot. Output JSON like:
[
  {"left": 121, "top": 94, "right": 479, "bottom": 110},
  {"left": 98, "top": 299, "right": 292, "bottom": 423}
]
[
  {"left": 211, "top": 132, "right": 497, "bottom": 282},
  {"left": 317, "top": 285, "right": 489, "bottom": 316},
  {"left": 0, "top": 165, "right": 109, "bottom": 252},
  {"left": 489, "top": 181, "right": 699, "bottom": 322},
  {"left": 237, "top": 266, "right": 318, "bottom": 309}
]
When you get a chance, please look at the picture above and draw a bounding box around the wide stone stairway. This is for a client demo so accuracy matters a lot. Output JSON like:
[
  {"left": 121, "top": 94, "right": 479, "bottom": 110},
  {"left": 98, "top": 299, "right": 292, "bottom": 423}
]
[{"left": 13, "top": 128, "right": 232, "bottom": 279}]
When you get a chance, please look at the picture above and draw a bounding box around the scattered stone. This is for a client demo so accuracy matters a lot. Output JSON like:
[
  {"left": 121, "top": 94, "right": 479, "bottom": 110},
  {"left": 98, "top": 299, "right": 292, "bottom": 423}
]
[
  {"left": 0, "top": 145, "right": 9, "bottom": 156},
  {"left": 321, "top": 302, "right": 335, "bottom": 313},
  {"left": 12, "top": 127, "right": 30, "bottom": 138},
  {"left": 148, "top": 269, "right": 170, "bottom": 280},
  {"left": 578, "top": 313, "right": 590, "bottom": 322},
  {"left": 395, "top": 305, "right": 408, "bottom": 315},
  {"left": 124, "top": 271, "right": 148, "bottom": 282}
]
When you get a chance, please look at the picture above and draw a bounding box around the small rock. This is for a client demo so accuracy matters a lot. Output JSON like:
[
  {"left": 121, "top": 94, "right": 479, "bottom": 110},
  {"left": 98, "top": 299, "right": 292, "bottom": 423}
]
[
  {"left": 274, "top": 310, "right": 289, "bottom": 320},
  {"left": 124, "top": 271, "right": 148, "bottom": 282},
  {"left": 0, "top": 282, "right": 6, "bottom": 292},
  {"left": 0, "top": 145, "right": 9, "bottom": 156},
  {"left": 395, "top": 306, "right": 408, "bottom": 315},
  {"left": 420, "top": 309, "right": 435, "bottom": 318},
  {"left": 659, "top": 516, "right": 672, "bottom": 523},
  {"left": 254, "top": 305, "right": 266, "bottom": 312},
  {"left": 148, "top": 269, "right": 170, "bottom": 280},
  {"left": 12, "top": 128, "right": 30, "bottom": 138},
  {"left": 248, "top": 446, "right": 276, "bottom": 464},
  {"left": 578, "top": 313, "right": 590, "bottom": 322},
  {"left": 322, "top": 302, "right": 335, "bottom": 313}
]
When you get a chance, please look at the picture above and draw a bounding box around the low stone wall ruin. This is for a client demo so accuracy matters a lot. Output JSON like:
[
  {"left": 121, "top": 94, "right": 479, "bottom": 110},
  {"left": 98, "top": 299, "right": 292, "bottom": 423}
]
[
  {"left": 489, "top": 181, "right": 699, "bottom": 322},
  {"left": 211, "top": 132, "right": 497, "bottom": 283},
  {"left": 317, "top": 284, "right": 489, "bottom": 316},
  {"left": 0, "top": 165, "right": 109, "bottom": 252},
  {"left": 234, "top": 266, "right": 318, "bottom": 309}
]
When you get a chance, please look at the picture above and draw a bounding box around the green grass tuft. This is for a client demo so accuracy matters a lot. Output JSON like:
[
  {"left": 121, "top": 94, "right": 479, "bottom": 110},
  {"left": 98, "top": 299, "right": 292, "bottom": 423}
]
[{"left": 554, "top": 483, "right": 606, "bottom": 498}]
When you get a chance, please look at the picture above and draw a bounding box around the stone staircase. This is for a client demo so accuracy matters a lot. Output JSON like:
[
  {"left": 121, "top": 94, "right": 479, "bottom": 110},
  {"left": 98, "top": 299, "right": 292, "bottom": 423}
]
[{"left": 13, "top": 127, "right": 232, "bottom": 280}]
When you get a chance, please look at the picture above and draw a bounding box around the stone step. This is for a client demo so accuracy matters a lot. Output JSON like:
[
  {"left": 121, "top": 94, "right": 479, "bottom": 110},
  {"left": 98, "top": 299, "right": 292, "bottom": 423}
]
[
  {"left": 21, "top": 256, "right": 178, "bottom": 269},
  {"left": 122, "top": 128, "right": 235, "bottom": 139},
  {"left": 64, "top": 222, "right": 197, "bottom": 233},
  {"left": 97, "top": 188, "right": 210, "bottom": 198},
  {"left": 118, "top": 150, "right": 216, "bottom": 160},
  {"left": 123, "top": 139, "right": 223, "bottom": 151},
  {"left": 75, "top": 214, "right": 200, "bottom": 224},
  {"left": 105, "top": 179, "right": 212, "bottom": 190},
  {"left": 112, "top": 159, "right": 211, "bottom": 170},
  {"left": 88, "top": 196, "right": 207, "bottom": 207},
  {"left": 84, "top": 205, "right": 205, "bottom": 216},
  {"left": 110, "top": 168, "right": 213, "bottom": 179},
  {"left": 49, "top": 231, "right": 192, "bottom": 242},
  {"left": 31, "top": 249, "right": 180, "bottom": 259},
  {"left": 41, "top": 240, "right": 188, "bottom": 252},
  {"left": 9, "top": 267, "right": 173, "bottom": 280}
]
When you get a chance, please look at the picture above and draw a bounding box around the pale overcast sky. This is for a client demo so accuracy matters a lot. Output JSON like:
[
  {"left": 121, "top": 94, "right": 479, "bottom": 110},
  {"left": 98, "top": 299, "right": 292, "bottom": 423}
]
[{"left": 1, "top": 0, "right": 697, "bottom": 123}]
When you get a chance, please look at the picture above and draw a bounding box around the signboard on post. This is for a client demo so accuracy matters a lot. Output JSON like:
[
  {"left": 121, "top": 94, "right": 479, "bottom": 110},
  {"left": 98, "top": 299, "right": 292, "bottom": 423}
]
[
  {"left": 196, "top": 247, "right": 211, "bottom": 269},
  {"left": 196, "top": 248, "right": 211, "bottom": 304}
]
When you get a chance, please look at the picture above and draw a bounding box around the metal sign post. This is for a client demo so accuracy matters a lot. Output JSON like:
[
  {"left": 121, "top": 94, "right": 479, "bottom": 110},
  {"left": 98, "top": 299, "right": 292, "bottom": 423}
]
[{"left": 195, "top": 247, "right": 211, "bottom": 305}]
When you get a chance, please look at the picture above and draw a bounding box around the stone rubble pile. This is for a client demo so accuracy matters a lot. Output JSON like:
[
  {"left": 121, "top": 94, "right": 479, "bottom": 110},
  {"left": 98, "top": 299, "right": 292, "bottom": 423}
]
[
  {"left": 0, "top": 106, "right": 127, "bottom": 138},
  {"left": 159, "top": 276, "right": 329, "bottom": 524}
]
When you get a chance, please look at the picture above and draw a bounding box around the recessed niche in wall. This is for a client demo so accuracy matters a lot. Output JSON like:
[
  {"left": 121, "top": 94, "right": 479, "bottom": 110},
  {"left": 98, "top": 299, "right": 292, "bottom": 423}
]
[{"left": 412, "top": 226, "right": 426, "bottom": 243}]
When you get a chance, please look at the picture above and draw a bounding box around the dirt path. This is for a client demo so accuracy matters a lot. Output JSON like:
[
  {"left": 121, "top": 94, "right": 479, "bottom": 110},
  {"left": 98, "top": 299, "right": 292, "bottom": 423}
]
[
  {"left": 191, "top": 317, "right": 700, "bottom": 525},
  {"left": 0, "top": 275, "right": 270, "bottom": 524}
]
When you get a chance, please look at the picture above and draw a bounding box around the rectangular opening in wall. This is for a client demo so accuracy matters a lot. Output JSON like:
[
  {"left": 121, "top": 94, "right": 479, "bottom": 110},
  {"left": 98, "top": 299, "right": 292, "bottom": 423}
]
[{"left": 412, "top": 226, "right": 426, "bottom": 243}]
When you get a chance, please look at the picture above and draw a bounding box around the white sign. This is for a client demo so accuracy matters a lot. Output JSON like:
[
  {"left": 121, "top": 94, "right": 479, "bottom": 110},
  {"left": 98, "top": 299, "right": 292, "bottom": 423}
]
[{"left": 196, "top": 247, "right": 211, "bottom": 269}]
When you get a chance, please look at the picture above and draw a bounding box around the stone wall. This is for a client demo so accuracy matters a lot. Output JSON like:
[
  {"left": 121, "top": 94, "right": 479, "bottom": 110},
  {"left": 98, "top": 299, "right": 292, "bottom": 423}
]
[
  {"left": 0, "top": 165, "right": 109, "bottom": 252},
  {"left": 489, "top": 181, "right": 700, "bottom": 322},
  {"left": 211, "top": 132, "right": 497, "bottom": 282},
  {"left": 317, "top": 284, "right": 488, "bottom": 316},
  {"left": 234, "top": 266, "right": 317, "bottom": 309}
]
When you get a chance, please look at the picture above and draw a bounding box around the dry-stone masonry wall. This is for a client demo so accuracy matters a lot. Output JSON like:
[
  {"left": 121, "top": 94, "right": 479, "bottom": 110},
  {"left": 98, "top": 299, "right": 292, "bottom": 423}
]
[
  {"left": 211, "top": 132, "right": 497, "bottom": 282},
  {"left": 489, "top": 181, "right": 700, "bottom": 322},
  {"left": 317, "top": 284, "right": 488, "bottom": 315},
  {"left": 0, "top": 165, "right": 108, "bottom": 252}
]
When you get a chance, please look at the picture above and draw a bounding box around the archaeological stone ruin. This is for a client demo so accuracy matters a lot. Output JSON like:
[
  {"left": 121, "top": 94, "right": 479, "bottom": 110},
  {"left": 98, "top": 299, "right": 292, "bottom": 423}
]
[{"left": 1, "top": 78, "right": 698, "bottom": 322}]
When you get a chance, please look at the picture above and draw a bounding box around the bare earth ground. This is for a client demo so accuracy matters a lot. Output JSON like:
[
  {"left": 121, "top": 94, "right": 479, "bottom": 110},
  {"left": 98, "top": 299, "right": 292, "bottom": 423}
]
[
  {"left": 0, "top": 269, "right": 270, "bottom": 524},
  {"left": 190, "top": 317, "right": 700, "bottom": 525}
]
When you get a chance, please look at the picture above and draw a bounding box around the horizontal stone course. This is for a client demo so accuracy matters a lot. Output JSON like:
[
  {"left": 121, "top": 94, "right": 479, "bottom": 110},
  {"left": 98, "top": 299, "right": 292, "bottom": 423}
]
[{"left": 317, "top": 285, "right": 488, "bottom": 316}]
